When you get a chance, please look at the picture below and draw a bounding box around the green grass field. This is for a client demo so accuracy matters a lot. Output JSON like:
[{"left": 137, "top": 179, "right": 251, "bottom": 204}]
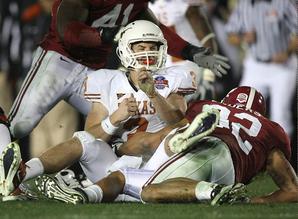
[{"left": 0, "top": 174, "right": 297, "bottom": 219}]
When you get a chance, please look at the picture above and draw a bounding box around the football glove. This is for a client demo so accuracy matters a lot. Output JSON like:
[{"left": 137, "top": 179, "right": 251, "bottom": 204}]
[
  {"left": 182, "top": 44, "right": 230, "bottom": 77},
  {"left": 98, "top": 26, "right": 121, "bottom": 44}
]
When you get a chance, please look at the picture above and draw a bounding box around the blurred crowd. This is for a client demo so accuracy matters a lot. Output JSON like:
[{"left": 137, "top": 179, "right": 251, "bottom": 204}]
[{"left": 0, "top": 0, "right": 296, "bottom": 170}]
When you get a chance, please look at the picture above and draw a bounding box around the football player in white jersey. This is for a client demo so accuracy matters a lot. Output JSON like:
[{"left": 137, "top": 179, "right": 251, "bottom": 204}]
[{"left": 0, "top": 20, "right": 198, "bottom": 198}]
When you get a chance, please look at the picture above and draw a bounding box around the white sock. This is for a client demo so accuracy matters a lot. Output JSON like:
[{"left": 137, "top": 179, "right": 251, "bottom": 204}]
[
  {"left": 23, "top": 158, "right": 44, "bottom": 182},
  {"left": 83, "top": 184, "right": 103, "bottom": 203},
  {"left": 195, "top": 181, "right": 218, "bottom": 201},
  {"left": 0, "top": 124, "right": 11, "bottom": 154}
]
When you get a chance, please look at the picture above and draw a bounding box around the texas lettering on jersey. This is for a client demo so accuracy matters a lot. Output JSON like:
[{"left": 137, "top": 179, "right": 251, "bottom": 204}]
[
  {"left": 186, "top": 100, "right": 291, "bottom": 184},
  {"left": 84, "top": 66, "right": 195, "bottom": 141}
]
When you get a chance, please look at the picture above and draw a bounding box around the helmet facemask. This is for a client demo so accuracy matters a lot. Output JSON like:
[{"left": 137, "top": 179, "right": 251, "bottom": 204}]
[{"left": 127, "top": 41, "right": 166, "bottom": 72}]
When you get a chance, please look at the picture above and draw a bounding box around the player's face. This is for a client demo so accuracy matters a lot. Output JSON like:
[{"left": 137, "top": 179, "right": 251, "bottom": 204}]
[{"left": 130, "top": 42, "right": 158, "bottom": 66}]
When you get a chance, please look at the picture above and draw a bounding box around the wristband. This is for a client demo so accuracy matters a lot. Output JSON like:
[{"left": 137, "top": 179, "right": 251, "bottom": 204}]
[
  {"left": 200, "top": 33, "right": 215, "bottom": 46},
  {"left": 101, "top": 116, "right": 118, "bottom": 135}
]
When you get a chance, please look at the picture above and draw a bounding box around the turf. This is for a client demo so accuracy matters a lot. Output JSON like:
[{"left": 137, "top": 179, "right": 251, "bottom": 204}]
[{"left": 0, "top": 174, "right": 297, "bottom": 219}]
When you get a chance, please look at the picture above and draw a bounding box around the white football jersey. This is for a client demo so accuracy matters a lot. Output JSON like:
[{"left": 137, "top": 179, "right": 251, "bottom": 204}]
[{"left": 84, "top": 66, "right": 196, "bottom": 141}]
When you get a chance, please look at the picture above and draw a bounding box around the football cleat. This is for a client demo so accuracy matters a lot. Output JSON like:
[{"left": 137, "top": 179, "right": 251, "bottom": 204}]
[
  {"left": 210, "top": 183, "right": 249, "bottom": 206},
  {"left": 35, "top": 175, "right": 88, "bottom": 204},
  {"left": 169, "top": 109, "right": 220, "bottom": 153},
  {"left": 1, "top": 185, "right": 38, "bottom": 202},
  {"left": 55, "top": 169, "right": 83, "bottom": 189},
  {"left": 0, "top": 142, "right": 24, "bottom": 196}
]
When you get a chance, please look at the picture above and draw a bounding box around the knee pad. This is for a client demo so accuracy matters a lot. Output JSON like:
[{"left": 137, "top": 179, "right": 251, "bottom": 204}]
[
  {"left": 73, "top": 131, "right": 96, "bottom": 159},
  {"left": 118, "top": 168, "right": 154, "bottom": 200},
  {"left": 73, "top": 131, "right": 117, "bottom": 182}
]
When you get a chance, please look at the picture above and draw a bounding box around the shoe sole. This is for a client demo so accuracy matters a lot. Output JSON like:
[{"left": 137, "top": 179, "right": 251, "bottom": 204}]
[
  {"left": 210, "top": 183, "right": 246, "bottom": 206},
  {"left": 0, "top": 142, "right": 22, "bottom": 196},
  {"left": 35, "top": 175, "right": 85, "bottom": 205},
  {"left": 169, "top": 110, "right": 220, "bottom": 153}
]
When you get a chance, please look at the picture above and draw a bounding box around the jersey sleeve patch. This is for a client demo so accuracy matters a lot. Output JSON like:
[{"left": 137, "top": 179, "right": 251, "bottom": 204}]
[{"left": 168, "top": 66, "right": 197, "bottom": 95}]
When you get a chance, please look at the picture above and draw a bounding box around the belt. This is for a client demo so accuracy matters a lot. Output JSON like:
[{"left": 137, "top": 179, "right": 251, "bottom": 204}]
[{"left": 256, "top": 58, "right": 271, "bottom": 63}]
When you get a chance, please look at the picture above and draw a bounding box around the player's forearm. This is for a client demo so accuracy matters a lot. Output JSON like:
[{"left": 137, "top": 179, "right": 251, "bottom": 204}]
[
  {"left": 84, "top": 123, "right": 111, "bottom": 142},
  {"left": 251, "top": 189, "right": 298, "bottom": 203},
  {"left": 57, "top": 0, "right": 102, "bottom": 48},
  {"left": 186, "top": 6, "right": 218, "bottom": 53},
  {"left": 149, "top": 93, "right": 184, "bottom": 125},
  {"left": 159, "top": 24, "right": 189, "bottom": 59}
]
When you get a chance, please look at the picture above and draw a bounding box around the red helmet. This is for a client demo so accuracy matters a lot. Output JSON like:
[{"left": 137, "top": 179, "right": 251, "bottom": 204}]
[{"left": 221, "top": 86, "right": 266, "bottom": 115}]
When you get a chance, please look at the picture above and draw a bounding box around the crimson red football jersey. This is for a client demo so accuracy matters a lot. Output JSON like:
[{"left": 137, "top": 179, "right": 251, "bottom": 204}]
[
  {"left": 0, "top": 107, "right": 8, "bottom": 125},
  {"left": 186, "top": 100, "right": 291, "bottom": 184},
  {"left": 40, "top": 0, "right": 149, "bottom": 69}
]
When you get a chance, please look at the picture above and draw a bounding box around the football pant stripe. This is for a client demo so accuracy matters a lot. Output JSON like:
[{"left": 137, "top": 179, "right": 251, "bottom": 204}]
[
  {"left": 8, "top": 49, "right": 47, "bottom": 122},
  {"left": 142, "top": 147, "right": 193, "bottom": 187}
]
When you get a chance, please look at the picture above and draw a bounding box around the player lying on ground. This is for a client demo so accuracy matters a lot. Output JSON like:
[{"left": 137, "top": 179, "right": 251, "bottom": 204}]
[
  {"left": 0, "top": 20, "right": 199, "bottom": 198},
  {"left": 35, "top": 86, "right": 298, "bottom": 205}
]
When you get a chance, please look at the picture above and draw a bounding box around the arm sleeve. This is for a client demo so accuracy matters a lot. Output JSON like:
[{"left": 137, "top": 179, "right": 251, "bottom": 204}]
[
  {"left": 159, "top": 23, "right": 188, "bottom": 59},
  {"left": 63, "top": 21, "right": 102, "bottom": 49},
  {"left": 84, "top": 71, "right": 105, "bottom": 104},
  {"left": 273, "top": 124, "right": 292, "bottom": 160}
]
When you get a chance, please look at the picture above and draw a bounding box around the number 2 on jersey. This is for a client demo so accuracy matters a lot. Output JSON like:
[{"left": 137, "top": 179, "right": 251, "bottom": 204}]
[
  {"left": 91, "top": 4, "right": 134, "bottom": 27},
  {"left": 203, "top": 104, "right": 261, "bottom": 155}
]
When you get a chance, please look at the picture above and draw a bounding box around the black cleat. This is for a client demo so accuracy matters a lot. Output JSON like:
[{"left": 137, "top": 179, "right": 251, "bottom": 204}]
[
  {"left": 210, "top": 183, "right": 249, "bottom": 206},
  {"left": 169, "top": 109, "right": 220, "bottom": 153}
]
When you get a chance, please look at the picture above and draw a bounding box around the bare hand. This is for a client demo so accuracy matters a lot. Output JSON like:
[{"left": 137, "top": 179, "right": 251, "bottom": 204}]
[
  {"left": 115, "top": 94, "right": 138, "bottom": 122},
  {"left": 271, "top": 51, "right": 289, "bottom": 63},
  {"left": 137, "top": 67, "right": 157, "bottom": 98}
]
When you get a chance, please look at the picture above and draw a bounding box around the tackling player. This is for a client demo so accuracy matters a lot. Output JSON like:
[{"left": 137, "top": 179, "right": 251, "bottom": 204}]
[{"left": 141, "top": 86, "right": 297, "bottom": 204}]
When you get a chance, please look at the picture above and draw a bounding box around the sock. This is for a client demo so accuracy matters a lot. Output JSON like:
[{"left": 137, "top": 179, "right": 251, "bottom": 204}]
[
  {"left": 23, "top": 158, "right": 45, "bottom": 182},
  {"left": 195, "top": 181, "right": 218, "bottom": 201},
  {"left": 83, "top": 184, "right": 103, "bottom": 203},
  {"left": 0, "top": 124, "right": 12, "bottom": 154}
]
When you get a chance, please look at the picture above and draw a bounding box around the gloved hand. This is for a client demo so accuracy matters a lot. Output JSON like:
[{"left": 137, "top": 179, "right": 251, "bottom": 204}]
[
  {"left": 98, "top": 26, "right": 121, "bottom": 44},
  {"left": 193, "top": 52, "right": 230, "bottom": 77},
  {"left": 181, "top": 44, "right": 230, "bottom": 77}
]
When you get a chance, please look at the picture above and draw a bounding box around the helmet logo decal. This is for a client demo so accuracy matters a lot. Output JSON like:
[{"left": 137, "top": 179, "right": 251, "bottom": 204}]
[{"left": 236, "top": 93, "right": 248, "bottom": 103}]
